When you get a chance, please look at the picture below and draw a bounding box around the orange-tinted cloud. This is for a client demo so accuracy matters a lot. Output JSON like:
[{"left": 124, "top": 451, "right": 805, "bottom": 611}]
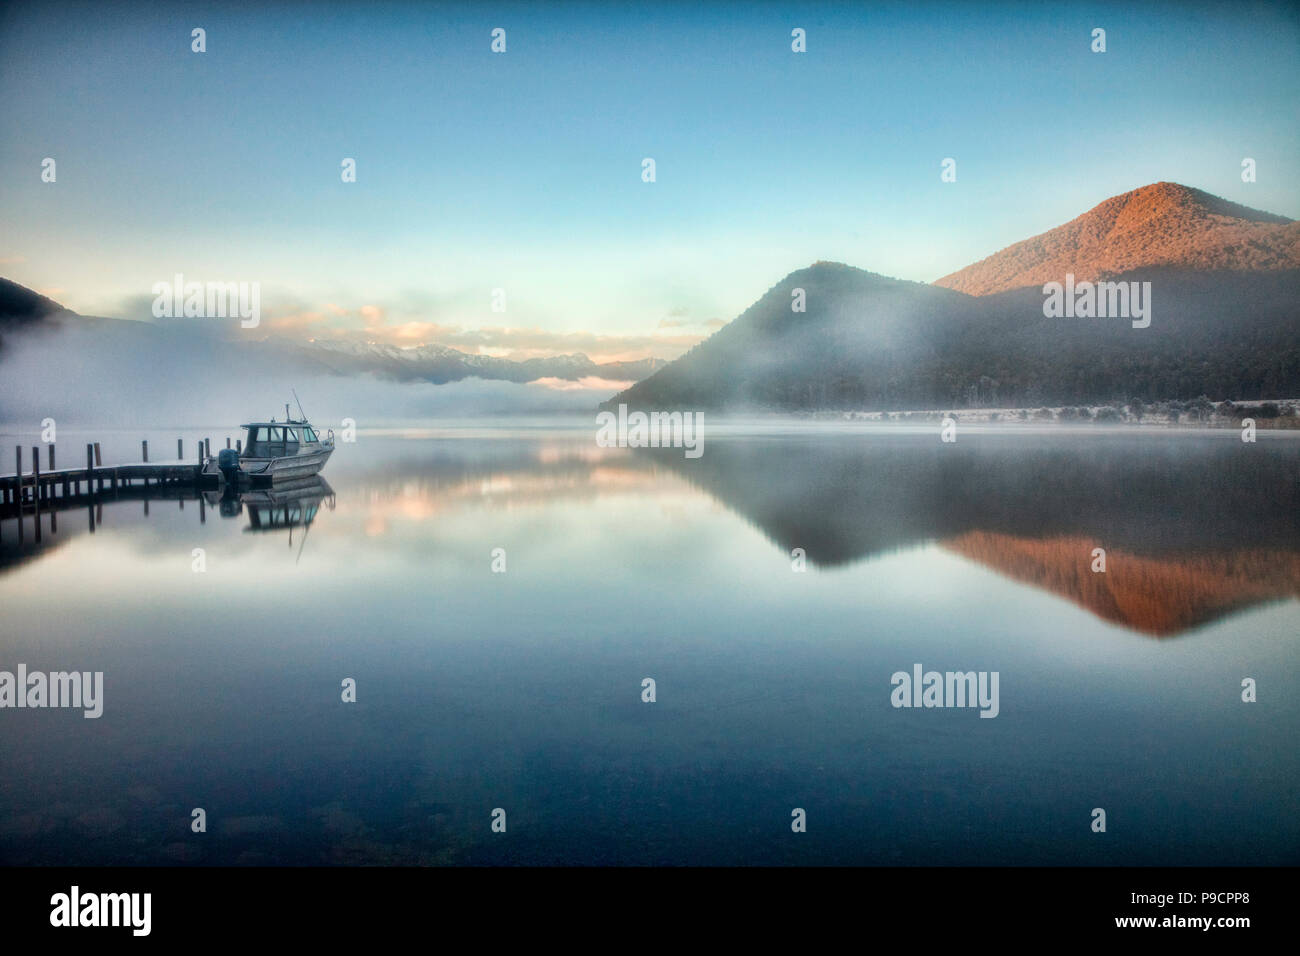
[
  {"left": 259, "top": 298, "right": 723, "bottom": 363},
  {"left": 529, "top": 376, "right": 637, "bottom": 392}
]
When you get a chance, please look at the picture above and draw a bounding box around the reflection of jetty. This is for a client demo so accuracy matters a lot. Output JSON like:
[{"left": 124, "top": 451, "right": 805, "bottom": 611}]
[
  {"left": 0, "top": 439, "right": 222, "bottom": 524},
  {"left": 0, "top": 440, "right": 333, "bottom": 564},
  {"left": 0, "top": 439, "right": 233, "bottom": 550}
]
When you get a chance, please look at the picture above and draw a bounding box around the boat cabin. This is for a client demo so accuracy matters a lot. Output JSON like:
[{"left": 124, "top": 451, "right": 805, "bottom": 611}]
[{"left": 241, "top": 419, "right": 324, "bottom": 459}]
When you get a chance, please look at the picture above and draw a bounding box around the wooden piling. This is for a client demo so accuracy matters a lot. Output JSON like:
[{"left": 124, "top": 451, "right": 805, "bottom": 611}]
[
  {"left": 32, "top": 447, "right": 41, "bottom": 542},
  {"left": 178, "top": 438, "right": 183, "bottom": 460},
  {"left": 34, "top": 446, "right": 48, "bottom": 502},
  {"left": 142, "top": 440, "right": 149, "bottom": 463},
  {"left": 94, "top": 442, "right": 102, "bottom": 466},
  {"left": 48, "top": 444, "right": 55, "bottom": 471}
]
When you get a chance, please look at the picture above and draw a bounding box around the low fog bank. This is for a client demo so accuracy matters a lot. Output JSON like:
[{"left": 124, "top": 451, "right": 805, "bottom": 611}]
[
  {"left": 6, "top": 318, "right": 1294, "bottom": 436},
  {"left": 0, "top": 319, "right": 616, "bottom": 428}
]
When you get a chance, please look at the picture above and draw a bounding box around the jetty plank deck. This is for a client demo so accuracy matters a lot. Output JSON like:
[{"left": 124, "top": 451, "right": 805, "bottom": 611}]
[{"left": 0, "top": 440, "right": 220, "bottom": 511}]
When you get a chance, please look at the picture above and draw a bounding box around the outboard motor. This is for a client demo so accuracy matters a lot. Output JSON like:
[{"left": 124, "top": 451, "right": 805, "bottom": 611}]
[{"left": 217, "top": 447, "right": 242, "bottom": 484}]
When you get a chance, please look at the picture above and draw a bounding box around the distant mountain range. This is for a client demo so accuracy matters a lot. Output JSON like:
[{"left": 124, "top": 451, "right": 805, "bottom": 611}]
[
  {"left": 5, "top": 182, "right": 1298, "bottom": 407},
  {"left": 0, "top": 277, "right": 660, "bottom": 386},
  {"left": 608, "top": 183, "right": 1300, "bottom": 411},
  {"left": 300, "top": 338, "right": 661, "bottom": 385}
]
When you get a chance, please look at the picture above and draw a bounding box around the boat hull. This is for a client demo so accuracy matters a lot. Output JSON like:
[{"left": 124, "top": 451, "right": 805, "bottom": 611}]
[{"left": 238, "top": 445, "right": 333, "bottom": 481}]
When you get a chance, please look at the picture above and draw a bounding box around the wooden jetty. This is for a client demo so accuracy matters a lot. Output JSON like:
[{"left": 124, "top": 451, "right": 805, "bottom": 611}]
[{"left": 0, "top": 439, "right": 223, "bottom": 520}]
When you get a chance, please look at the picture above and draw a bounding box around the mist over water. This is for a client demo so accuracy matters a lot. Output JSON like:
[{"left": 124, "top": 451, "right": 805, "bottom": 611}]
[
  {"left": 0, "top": 318, "right": 615, "bottom": 426},
  {"left": 1, "top": 426, "right": 1296, "bottom": 865}
]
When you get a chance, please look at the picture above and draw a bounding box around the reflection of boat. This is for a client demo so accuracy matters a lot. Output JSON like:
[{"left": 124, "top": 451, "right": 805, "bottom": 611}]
[
  {"left": 237, "top": 477, "right": 335, "bottom": 533},
  {"left": 215, "top": 476, "right": 335, "bottom": 560}
]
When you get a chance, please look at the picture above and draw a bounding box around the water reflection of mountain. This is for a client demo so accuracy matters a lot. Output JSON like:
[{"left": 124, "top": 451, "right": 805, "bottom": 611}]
[
  {"left": 647, "top": 433, "right": 1300, "bottom": 636},
  {"left": 945, "top": 532, "right": 1300, "bottom": 636},
  {"left": 4, "top": 432, "right": 1297, "bottom": 637}
]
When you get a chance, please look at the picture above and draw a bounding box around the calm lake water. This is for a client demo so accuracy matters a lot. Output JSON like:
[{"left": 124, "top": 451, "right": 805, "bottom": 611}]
[{"left": 1, "top": 423, "right": 1297, "bottom": 865}]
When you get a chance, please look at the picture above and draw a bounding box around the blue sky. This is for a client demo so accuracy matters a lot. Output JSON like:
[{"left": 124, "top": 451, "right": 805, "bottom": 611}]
[{"left": 2, "top": 0, "right": 1297, "bottom": 360}]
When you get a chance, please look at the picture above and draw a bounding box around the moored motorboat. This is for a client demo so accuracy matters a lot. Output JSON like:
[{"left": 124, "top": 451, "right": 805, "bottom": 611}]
[{"left": 206, "top": 400, "right": 335, "bottom": 484}]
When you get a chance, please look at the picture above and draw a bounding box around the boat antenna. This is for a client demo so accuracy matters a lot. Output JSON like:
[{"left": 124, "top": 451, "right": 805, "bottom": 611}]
[
  {"left": 291, "top": 387, "right": 307, "bottom": 422},
  {"left": 296, "top": 517, "right": 311, "bottom": 564}
]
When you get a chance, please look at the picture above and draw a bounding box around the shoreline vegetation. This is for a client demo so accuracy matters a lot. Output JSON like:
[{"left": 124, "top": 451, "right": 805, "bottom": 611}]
[{"left": 791, "top": 397, "right": 1300, "bottom": 428}]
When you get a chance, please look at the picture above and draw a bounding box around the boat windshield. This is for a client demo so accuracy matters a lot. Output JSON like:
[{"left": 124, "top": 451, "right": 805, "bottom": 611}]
[{"left": 243, "top": 424, "right": 301, "bottom": 457}]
